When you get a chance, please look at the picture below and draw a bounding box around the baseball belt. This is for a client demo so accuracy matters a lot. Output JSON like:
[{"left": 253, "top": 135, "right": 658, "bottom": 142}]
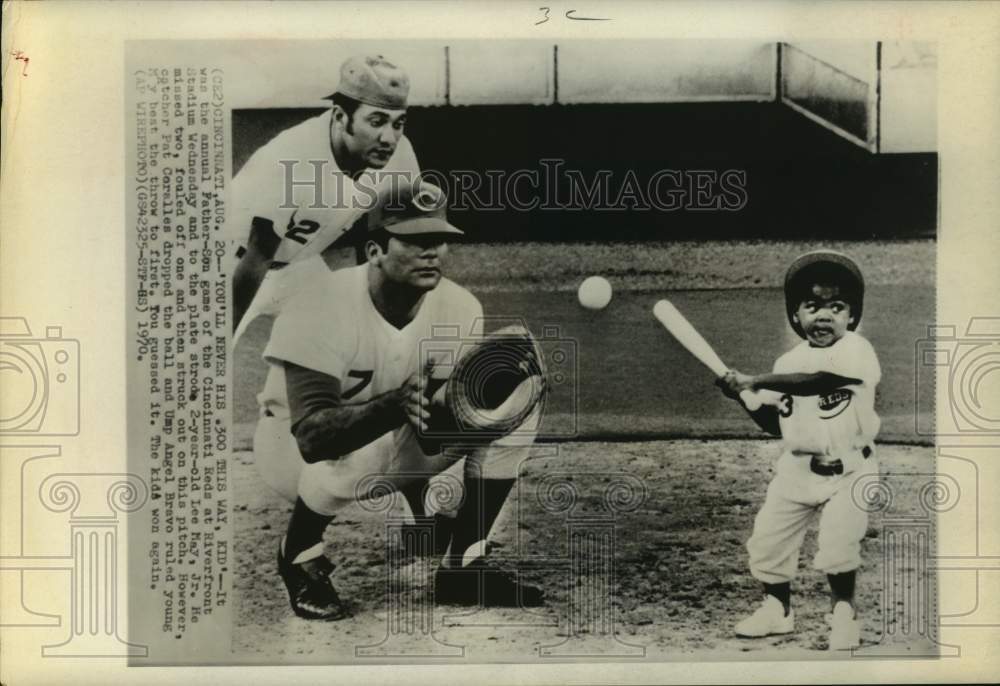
[{"left": 810, "top": 445, "right": 873, "bottom": 477}]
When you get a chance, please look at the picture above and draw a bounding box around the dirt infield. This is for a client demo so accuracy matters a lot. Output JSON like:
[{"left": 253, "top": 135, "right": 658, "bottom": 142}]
[
  {"left": 233, "top": 439, "right": 936, "bottom": 662},
  {"left": 232, "top": 239, "right": 937, "bottom": 661}
]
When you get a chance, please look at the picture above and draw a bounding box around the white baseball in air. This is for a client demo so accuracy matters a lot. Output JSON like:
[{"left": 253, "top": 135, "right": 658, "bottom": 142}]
[{"left": 577, "top": 276, "right": 613, "bottom": 310}]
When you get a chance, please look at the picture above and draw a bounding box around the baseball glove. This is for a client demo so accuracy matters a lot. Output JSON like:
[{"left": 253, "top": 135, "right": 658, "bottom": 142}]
[{"left": 425, "top": 325, "right": 547, "bottom": 443}]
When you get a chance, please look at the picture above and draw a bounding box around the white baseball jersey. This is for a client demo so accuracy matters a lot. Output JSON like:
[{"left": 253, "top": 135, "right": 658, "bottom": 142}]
[
  {"left": 761, "top": 332, "right": 881, "bottom": 457},
  {"left": 747, "top": 331, "right": 881, "bottom": 583},
  {"left": 259, "top": 263, "right": 483, "bottom": 462},
  {"left": 228, "top": 109, "right": 421, "bottom": 264}
]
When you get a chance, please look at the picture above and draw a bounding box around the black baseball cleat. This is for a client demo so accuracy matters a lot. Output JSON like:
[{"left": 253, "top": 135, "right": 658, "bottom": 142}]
[
  {"left": 434, "top": 557, "right": 545, "bottom": 607},
  {"left": 277, "top": 543, "right": 349, "bottom": 620}
]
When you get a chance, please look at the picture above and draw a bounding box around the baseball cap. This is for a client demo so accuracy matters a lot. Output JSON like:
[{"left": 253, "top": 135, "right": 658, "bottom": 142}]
[
  {"left": 368, "top": 181, "right": 464, "bottom": 237},
  {"left": 327, "top": 55, "right": 409, "bottom": 109},
  {"left": 784, "top": 250, "right": 865, "bottom": 337}
]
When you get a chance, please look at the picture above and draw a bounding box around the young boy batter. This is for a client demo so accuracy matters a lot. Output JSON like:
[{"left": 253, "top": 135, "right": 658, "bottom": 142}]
[{"left": 717, "top": 250, "right": 881, "bottom": 650}]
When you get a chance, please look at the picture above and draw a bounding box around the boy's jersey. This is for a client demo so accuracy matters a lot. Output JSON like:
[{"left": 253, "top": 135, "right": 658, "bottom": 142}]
[
  {"left": 760, "top": 332, "right": 881, "bottom": 456},
  {"left": 228, "top": 110, "right": 420, "bottom": 264}
]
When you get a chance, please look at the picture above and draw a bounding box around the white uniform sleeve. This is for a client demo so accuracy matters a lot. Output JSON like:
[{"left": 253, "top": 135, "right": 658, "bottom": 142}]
[
  {"left": 772, "top": 350, "right": 795, "bottom": 374},
  {"left": 223, "top": 166, "right": 254, "bottom": 244},
  {"left": 827, "top": 333, "right": 881, "bottom": 388},
  {"left": 263, "top": 294, "right": 355, "bottom": 381},
  {"left": 228, "top": 149, "right": 279, "bottom": 239}
]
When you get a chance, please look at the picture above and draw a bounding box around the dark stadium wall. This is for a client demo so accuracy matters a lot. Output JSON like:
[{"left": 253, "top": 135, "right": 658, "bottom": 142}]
[{"left": 232, "top": 103, "right": 937, "bottom": 242}]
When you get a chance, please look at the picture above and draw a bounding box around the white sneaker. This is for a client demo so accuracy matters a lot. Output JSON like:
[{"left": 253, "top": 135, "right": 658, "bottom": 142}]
[
  {"left": 827, "top": 601, "right": 861, "bottom": 650},
  {"left": 735, "top": 595, "right": 795, "bottom": 637}
]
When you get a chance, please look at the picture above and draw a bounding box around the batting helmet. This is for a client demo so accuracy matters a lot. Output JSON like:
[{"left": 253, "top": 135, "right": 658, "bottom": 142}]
[{"left": 784, "top": 250, "right": 865, "bottom": 339}]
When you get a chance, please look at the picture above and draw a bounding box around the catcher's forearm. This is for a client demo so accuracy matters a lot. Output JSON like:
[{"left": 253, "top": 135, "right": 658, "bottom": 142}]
[
  {"left": 751, "top": 371, "right": 861, "bottom": 396},
  {"left": 292, "top": 392, "right": 405, "bottom": 463}
]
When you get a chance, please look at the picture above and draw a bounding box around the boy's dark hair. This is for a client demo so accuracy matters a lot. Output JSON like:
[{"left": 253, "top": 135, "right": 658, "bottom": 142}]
[
  {"left": 330, "top": 92, "right": 362, "bottom": 133},
  {"left": 784, "top": 251, "right": 865, "bottom": 338}
]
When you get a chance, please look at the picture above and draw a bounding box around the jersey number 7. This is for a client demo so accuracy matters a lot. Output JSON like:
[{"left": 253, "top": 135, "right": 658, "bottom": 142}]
[{"left": 342, "top": 370, "right": 374, "bottom": 400}]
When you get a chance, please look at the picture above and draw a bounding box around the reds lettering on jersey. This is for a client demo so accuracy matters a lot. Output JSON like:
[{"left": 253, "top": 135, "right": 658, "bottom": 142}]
[
  {"left": 760, "top": 331, "right": 881, "bottom": 457},
  {"left": 227, "top": 110, "right": 421, "bottom": 263}
]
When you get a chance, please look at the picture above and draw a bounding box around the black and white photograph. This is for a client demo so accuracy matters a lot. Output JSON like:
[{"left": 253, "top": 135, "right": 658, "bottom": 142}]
[
  {"left": 4, "top": 2, "right": 1000, "bottom": 684},
  {"left": 211, "top": 38, "right": 940, "bottom": 661}
]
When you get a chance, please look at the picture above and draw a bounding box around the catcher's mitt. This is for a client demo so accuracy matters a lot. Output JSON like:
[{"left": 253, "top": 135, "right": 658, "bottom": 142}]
[{"left": 425, "top": 325, "right": 546, "bottom": 442}]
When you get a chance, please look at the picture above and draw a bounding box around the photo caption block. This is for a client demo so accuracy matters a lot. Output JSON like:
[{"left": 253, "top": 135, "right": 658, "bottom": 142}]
[{"left": 126, "top": 47, "right": 232, "bottom": 664}]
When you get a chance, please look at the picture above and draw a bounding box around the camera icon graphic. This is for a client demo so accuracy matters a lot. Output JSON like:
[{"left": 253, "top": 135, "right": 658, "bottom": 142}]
[
  {"left": 0, "top": 317, "right": 80, "bottom": 435},
  {"left": 915, "top": 317, "right": 1000, "bottom": 435},
  {"left": 419, "top": 318, "right": 579, "bottom": 441}
]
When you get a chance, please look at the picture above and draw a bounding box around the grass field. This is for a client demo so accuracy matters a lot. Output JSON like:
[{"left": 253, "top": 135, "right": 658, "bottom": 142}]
[{"left": 234, "top": 239, "right": 935, "bottom": 445}]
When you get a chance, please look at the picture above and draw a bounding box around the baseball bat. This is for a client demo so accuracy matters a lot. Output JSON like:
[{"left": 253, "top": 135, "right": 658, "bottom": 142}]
[{"left": 652, "top": 299, "right": 762, "bottom": 411}]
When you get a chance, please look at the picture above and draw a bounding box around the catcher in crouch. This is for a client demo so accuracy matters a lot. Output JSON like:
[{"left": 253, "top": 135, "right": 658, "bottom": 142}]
[{"left": 253, "top": 180, "right": 546, "bottom": 620}]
